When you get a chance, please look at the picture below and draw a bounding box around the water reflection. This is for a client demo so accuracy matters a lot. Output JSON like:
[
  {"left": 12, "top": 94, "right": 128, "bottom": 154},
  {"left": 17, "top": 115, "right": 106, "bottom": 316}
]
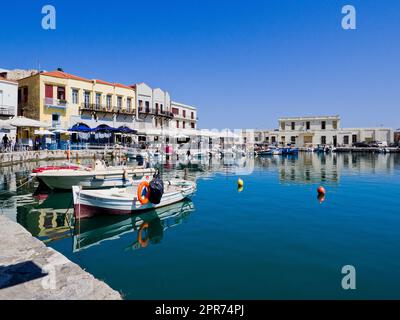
[
  {"left": 73, "top": 199, "right": 194, "bottom": 252},
  {"left": 2, "top": 153, "right": 400, "bottom": 250}
]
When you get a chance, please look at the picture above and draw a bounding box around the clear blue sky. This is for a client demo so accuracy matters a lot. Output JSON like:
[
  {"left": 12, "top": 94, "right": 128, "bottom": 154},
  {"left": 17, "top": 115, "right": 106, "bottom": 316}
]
[{"left": 1, "top": 0, "right": 399, "bottom": 129}]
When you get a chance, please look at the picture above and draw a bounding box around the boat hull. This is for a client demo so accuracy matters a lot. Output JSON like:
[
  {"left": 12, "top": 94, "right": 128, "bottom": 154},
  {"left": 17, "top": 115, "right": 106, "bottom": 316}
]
[
  {"left": 72, "top": 181, "right": 196, "bottom": 219},
  {"left": 34, "top": 168, "right": 155, "bottom": 190}
]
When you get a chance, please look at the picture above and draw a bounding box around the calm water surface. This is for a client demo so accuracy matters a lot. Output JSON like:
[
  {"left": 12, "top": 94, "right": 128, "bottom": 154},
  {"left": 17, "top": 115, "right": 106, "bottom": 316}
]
[{"left": 1, "top": 153, "right": 400, "bottom": 299}]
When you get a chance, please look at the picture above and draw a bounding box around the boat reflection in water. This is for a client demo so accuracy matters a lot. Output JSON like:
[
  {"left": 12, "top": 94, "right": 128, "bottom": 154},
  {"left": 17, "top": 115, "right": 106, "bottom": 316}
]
[{"left": 72, "top": 199, "right": 195, "bottom": 253}]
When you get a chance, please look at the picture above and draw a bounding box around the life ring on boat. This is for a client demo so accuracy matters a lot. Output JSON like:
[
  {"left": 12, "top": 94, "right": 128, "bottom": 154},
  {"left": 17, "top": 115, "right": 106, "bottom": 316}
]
[
  {"left": 138, "top": 222, "right": 149, "bottom": 248},
  {"left": 137, "top": 181, "right": 150, "bottom": 205}
]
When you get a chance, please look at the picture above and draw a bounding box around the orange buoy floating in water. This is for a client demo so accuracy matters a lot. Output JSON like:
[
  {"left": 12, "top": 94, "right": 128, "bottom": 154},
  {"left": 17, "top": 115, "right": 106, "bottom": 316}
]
[
  {"left": 317, "top": 186, "right": 326, "bottom": 195},
  {"left": 317, "top": 193, "right": 325, "bottom": 203}
]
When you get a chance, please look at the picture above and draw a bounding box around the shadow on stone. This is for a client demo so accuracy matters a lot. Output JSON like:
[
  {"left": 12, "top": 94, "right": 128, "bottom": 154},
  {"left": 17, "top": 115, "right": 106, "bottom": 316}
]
[{"left": 0, "top": 261, "right": 47, "bottom": 289}]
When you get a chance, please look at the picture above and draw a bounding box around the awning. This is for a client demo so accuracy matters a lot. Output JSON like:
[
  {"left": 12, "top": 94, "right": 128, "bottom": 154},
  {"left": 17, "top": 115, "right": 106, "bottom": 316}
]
[
  {"left": 4, "top": 116, "right": 50, "bottom": 128},
  {"left": 117, "top": 126, "right": 137, "bottom": 134},
  {"left": 34, "top": 129, "right": 55, "bottom": 136},
  {"left": 91, "top": 124, "right": 118, "bottom": 133},
  {"left": 68, "top": 123, "right": 92, "bottom": 132}
]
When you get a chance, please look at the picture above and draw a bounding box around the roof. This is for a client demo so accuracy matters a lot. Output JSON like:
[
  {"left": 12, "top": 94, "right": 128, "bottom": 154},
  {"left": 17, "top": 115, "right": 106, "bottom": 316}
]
[
  {"left": 41, "top": 70, "right": 92, "bottom": 82},
  {"left": 0, "top": 76, "right": 18, "bottom": 84},
  {"left": 41, "top": 71, "right": 135, "bottom": 90},
  {"left": 279, "top": 115, "right": 340, "bottom": 121}
]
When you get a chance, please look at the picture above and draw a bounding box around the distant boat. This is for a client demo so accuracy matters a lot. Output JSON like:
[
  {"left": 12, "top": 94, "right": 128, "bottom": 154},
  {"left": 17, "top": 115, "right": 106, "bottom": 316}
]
[
  {"left": 281, "top": 147, "right": 299, "bottom": 155},
  {"left": 72, "top": 179, "right": 196, "bottom": 219}
]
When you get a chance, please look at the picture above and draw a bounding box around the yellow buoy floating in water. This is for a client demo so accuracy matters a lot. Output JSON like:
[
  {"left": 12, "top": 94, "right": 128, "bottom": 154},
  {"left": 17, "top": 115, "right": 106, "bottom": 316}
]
[{"left": 237, "top": 178, "right": 244, "bottom": 188}]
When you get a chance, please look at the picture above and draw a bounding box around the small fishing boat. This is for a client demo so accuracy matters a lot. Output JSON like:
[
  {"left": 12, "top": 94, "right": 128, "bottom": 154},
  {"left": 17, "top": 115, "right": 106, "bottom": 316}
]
[
  {"left": 72, "top": 179, "right": 196, "bottom": 219},
  {"left": 31, "top": 160, "right": 155, "bottom": 190}
]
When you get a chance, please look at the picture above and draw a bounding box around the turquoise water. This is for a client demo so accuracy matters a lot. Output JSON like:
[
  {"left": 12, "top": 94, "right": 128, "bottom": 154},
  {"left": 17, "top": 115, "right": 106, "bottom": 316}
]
[{"left": 2, "top": 153, "right": 400, "bottom": 299}]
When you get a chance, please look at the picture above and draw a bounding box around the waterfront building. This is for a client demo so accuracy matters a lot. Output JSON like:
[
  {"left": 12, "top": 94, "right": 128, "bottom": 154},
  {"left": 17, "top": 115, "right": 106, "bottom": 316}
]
[
  {"left": 0, "top": 77, "right": 18, "bottom": 142},
  {"left": 16, "top": 70, "right": 198, "bottom": 143},
  {"left": 171, "top": 101, "right": 197, "bottom": 131},
  {"left": 17, "top": 70, "right": 136, "bottom": 130},
  {"left": 250, "top": 115, "right": 394, "bottom": 148}
]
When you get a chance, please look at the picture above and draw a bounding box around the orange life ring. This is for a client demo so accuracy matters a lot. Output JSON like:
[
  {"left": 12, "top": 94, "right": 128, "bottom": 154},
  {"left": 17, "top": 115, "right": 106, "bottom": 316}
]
[
  {"left": 138, "top": 222, "right": 149, "bottom": 248},
  {"left": 137, "top": 181, "right": 150, "bottom": 205}
]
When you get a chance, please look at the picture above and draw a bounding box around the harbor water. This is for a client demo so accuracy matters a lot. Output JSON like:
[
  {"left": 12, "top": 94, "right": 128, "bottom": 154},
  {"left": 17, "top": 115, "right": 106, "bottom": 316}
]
[{"left": 1, "top": 153, "right": 400, "bottom": 299}]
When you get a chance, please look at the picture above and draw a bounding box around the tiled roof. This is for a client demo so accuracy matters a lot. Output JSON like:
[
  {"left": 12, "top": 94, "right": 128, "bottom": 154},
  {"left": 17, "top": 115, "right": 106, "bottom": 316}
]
[
  {"left": 0, "top": 76, "right": 18, "bottom": 84},
  {"left": 41, "top": 70, "right": 92, "bottom": 82},
  {"left": 42, "top": 71, "right": 135, "bottom": 90}
]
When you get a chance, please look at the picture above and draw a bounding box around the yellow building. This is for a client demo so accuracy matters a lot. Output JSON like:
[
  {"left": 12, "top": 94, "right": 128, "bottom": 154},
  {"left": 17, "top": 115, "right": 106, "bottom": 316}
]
[{"left": 18, "top": 70, "right": 136, "bottom": 129}]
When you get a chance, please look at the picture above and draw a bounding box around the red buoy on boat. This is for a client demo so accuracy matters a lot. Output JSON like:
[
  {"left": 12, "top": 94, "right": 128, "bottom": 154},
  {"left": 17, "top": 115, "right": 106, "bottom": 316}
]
[{"left": 317, "top": 186, "right": 326, "bottom": 195}]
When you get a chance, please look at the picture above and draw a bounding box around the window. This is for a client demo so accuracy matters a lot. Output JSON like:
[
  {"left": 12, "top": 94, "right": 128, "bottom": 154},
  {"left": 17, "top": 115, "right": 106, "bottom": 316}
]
[
  {"left": 321, "top": 136, "right": 326, "bottom": 144},
  {"left": 145, "top": 101, "right": 150, "bottom": 112},
  {"left": 333, "top": 121, "right": 337, "bottom": 130},
  {"left": 321, "top": 121, "right": 326, "bottom": 130},
  {"left": 117, "top": 97, "right": 122, "bottom": 110},
  {"left": 306, "top": 121, "right": 310, "bottom": 130},
  {"left": 291, "top": 136, "right": 296, "bottom": 143},
  {"left": 281, "top": 136, "right": 286, "bottom": 142},
  {"left": 183, "top": 110, "right": 186, "bottom": 118},
  {"left": 106, "top": 95, "right": 112, "bottom": 109},
  {"left": 57, "top": 87, "right": 66, "bottom": 101},
  {"left": 176, "top": 120, "right": 179, "bottom": 128},
  {"left": 84, "top": 91, "right": 90, "bottom": 106},
  {"left": 280, "top": 122, "right": 285, "bottom": 130},
  {"left": 271, "top": 136, "right": 276, "bottom": 143},
  {"left": 172, "top": 107, "right": 179, "bottom": 115},
  {"left": 183, "top": 122, "right": 186, "bottom": 128},
  {"left": 191, "top": 122, "right": 195, "bottom": 129},
  {"left": 52, "top": 114, "right": 60, "bottom": 127},
  {"left": 352, "top": 134, "right": 357, "bottom": 143},
  {"left": 155, "top": 103, "right": 159, "bottom": 113},
  {"left": 45, "top": 85, "right": 53, "bottom": 98},
  {"left": 127, "top": 98, "right": 131, "bottom": 111},
  {"left": 344, "top": 135, "right": 349, "bottom": 145},
  {"left": 291, "top": 122, "right": 295, "bottom": 130},
  {"left": 95, "top": 93, "right": 101, "bottom": 108},
  {"left": 72, "top": 89, "right": 79, "bottom": 104},
  {"left": 160, "top": 104, "right": 163, "bottom": 113},
  {"left": 23, "top": 87, "right": 28, "bottom": 103},
  {"left": 191, "top": 112, "right": 194, "bottom": 119},
  {"left": 138, "top": 100, "right": 143, "bottom": 110}
]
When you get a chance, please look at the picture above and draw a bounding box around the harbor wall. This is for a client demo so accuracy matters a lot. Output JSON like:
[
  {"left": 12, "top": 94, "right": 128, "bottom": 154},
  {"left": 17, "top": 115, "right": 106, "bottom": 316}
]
[{"left": 0, "top": 215, "right": 122, "bottom": 300}]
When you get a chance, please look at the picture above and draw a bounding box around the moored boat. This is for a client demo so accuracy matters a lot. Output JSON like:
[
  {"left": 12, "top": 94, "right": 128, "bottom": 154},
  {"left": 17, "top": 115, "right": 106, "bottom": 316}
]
[
  {"left": 31, "top": 160, "right": 155, "bottom": 190},
  {"left": 72, "top": 179, "right": 196, "bottom": 219}
]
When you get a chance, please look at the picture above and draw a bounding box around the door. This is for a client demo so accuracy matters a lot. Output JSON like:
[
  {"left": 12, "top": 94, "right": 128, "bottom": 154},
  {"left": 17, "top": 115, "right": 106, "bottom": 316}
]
[{"left": 333, "top": 135, "right": 337, "bottom": 147}]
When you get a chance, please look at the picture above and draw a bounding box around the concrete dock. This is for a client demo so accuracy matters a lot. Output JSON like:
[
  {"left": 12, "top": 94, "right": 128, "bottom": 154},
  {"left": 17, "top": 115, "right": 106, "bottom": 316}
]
[
  {"left": 0, "top": 149, "right": 117, "bottom": 167},
  {"left": 0, "top": 215, "right": 122, "bottom": 300}
]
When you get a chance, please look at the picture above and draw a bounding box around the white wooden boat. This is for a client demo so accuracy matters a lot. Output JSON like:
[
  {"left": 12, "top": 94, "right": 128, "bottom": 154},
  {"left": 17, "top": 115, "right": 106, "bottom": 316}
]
[
  {"left": 31, "top": 160, "right": 155, "bottom": 190},
  {"left": 72, "top": 179, "right": 196, "bottom": 219}
]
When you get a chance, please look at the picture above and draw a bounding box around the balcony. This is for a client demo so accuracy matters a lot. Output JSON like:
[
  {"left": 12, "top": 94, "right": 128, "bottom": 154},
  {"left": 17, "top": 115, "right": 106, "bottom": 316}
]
[
  {"left": 80, "top": 103, "right": 135, "bottom": 115},
  {"left": 44, "top": 98, "right": 68, "bottom": 109},
  {"left": 139, "top": 107, "right": 174, "bottom": 119},
  {"left": 0, "top": 106, "right": 16, "bottom": 117}
]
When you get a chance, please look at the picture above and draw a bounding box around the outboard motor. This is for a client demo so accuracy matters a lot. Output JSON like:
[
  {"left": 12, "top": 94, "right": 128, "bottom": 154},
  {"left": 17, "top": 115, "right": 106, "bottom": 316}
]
[{"left": 148, "top": 172, "right": 164, "bottom": 204}]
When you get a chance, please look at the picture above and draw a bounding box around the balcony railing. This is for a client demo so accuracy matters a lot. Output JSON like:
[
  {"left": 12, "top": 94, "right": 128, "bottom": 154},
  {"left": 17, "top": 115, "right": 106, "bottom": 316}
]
[
  {"left": 0, "top": 106, "right": 16, "bottom": 117},
  {"left": 44, "top": 98, "right": 68, "bottom": 109},
  {"left": 80, "top": 103, "right": 135, "bottom": 115},
  {"left": 138, "top": 107, "right": 174, "bottom": 119}
]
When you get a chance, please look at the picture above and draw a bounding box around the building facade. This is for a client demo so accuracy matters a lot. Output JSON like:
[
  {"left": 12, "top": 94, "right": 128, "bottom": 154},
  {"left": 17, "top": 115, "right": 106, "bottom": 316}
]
[
  {"left": 251, "top": 115, "right": 394, "bottom": 148},
  {"left": 18, "top": 70, "right": 136, "bottom": 130},
  {"left": 0, "top": 77, "right": 18, "bottom": 119},
  {"left": 171, "top": 101, "right": 197, "bottom": 131},
  {"left": 17, "top": 70, "right": 198, "bottom": 135}
]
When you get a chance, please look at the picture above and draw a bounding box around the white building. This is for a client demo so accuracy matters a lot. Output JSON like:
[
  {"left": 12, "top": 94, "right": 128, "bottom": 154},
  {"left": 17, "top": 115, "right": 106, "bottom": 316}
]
[
  {"left": 134, "top": 83, "right": 198, "bottom": 136},
  {"left": 0, "top": 77, "right": 17, "bottom": 119},
  {"left": 0, "top": 77, "right": 18, "bottom": 141},
  {"left": 250, "top": 115, "right": 394, "bottom": 148},
  {"left": 171, "top": 101, "right": 197, "bottom": 131}
]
